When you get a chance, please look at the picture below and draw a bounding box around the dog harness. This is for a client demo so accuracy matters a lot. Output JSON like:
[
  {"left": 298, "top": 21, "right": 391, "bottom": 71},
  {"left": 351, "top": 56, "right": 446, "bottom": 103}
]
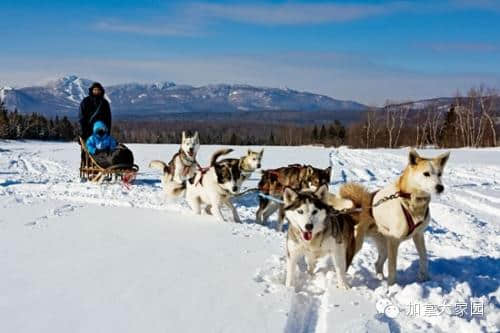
[
  {"left": 195, "top": 162, "right": 210, "bottom": 186},
  {"left": 400, "top": 203, "right": 429, "bottom": 236},
  {"left": 370, "top": 191, "right": 428, "bottom": 237},
  {"left": 166, "top": 150, "right": 197, "bottom": 181}
]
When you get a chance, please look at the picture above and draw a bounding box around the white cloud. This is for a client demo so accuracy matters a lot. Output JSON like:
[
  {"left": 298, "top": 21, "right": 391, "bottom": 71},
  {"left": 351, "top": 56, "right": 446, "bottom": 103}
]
[
  {"left": 92, "top": 1, "right": 500, "bottom": 36},
  {"left": 93, "top": 1, "right": 411, "bottom": 36},
  {"left": 94, "top": 20, "right": 200, "bottom": 37},
  {"left": 191, "top": 2, "right": 410, "bottom": 25}
]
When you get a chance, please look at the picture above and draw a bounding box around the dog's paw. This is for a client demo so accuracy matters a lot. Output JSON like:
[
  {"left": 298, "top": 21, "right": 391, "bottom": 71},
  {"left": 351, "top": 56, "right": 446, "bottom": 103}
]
[
  {"left": 376, "top": 272, "right": 385, "bottom": 280},
  {"left": 417, "top": 271, "right": 430, "bottom": 282}
]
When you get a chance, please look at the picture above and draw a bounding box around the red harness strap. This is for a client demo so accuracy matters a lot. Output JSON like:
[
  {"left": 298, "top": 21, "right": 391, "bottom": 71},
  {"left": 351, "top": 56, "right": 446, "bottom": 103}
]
[
  {"left": 370, "top": 190, "right": 427, "bottom": 236},
  {"left": 395, "top": 191, "right": 424, "bottom": 236},
  {"left": 195, "top": 162, "right": 210, "bottom": 185},
  {"left": 122, "top": 171, "right": 136, "bottom": 190},
  {"left": 181, "top": 164, "right": 192, "bottom": 177},
  {"left": 398, "top": 191, "right": 412, "bottom": 199},
  {"left": 401, "top": 204, "right": 429, "bottom": 236}
]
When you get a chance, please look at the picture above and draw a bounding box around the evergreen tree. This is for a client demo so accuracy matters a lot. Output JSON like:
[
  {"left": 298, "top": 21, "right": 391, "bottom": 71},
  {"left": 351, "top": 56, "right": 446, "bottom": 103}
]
[
  {"left": 311, "top": 125, "right": 318, "bottom": 141},
  {"left": 439, "top": 106, "right": 458, "bottom": 147},
  {"left": 0, "top": 102, "right": 9, "bottom": 138},
  {"left": 58, "top": 116, "right": 75, "bottom": 140},
  {"left": 319, "top": 125, "right": 327, "bottom": 141},
  {"left": 229, "top": 132, "right": 238, "bottom": 145}
]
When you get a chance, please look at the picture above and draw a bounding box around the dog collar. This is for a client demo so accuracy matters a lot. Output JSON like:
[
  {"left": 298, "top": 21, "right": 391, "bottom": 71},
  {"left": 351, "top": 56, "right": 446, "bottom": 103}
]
[{"left": 397, "top": 191, "right": 412, "bottom": 199}]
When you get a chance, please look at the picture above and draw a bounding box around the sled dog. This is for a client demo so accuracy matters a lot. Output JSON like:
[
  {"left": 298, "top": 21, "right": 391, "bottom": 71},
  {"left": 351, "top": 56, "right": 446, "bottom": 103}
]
[
  {"left": 284, "top": 185, "right": 356, "bottom": 289},
  {"left": 217, "top": 148, "right": 264, "bottom": 186},
  {"left": 339, "top": 149, "right": 450, "bottom": 285},
  {"left": 149, "top": 131, "right": 200, "bottom": 198},
  {"left": 185, "top": 149, "right": 242, "bottom": 222},
  {"left": 256, "top": 164, "right": 331, "bottom": 230}
]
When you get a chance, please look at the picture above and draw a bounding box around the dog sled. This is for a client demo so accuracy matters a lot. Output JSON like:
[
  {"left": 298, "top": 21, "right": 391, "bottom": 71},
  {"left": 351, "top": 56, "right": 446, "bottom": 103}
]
[{"left": 79, "top": 137, "right": 139, "bottom": 186}]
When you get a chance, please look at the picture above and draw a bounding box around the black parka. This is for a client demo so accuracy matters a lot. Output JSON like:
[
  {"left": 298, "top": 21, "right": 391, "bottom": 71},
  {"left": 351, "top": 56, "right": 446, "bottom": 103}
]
[{"left": 79, "top": 82, "right": 111, "bottom": 140}]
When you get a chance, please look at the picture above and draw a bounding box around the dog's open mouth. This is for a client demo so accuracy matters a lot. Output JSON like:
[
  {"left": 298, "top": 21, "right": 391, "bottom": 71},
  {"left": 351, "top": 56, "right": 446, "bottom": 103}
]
[{"left": 302, "top": 231, "right": 313, "bottom": 241}]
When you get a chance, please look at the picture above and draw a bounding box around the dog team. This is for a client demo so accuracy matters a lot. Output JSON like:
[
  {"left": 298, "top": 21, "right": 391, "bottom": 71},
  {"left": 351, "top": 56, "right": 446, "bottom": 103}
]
[{"left": 150, "top": 131, "right": 450, "bottom": 289}]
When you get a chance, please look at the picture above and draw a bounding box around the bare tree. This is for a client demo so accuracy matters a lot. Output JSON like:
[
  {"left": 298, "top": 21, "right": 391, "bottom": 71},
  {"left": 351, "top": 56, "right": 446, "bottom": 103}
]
[{"left": 384, "top": 104, "right": 410, "bottom": 148}]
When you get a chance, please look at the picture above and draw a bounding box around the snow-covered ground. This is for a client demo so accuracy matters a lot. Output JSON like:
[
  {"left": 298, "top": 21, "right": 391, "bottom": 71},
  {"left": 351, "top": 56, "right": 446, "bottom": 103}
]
[{"left": 0, "top": 141, "right": 498, "bottom": 333}]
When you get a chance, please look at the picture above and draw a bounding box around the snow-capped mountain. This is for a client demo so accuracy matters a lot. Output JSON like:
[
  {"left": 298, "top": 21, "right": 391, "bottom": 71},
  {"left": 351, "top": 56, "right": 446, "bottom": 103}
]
[{"left": 0, "top": 75, "right": 366, "bottom": 118}]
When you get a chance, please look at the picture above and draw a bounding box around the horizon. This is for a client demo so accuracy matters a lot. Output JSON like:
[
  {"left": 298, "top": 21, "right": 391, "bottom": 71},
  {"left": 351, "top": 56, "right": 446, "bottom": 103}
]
[{"left": 2, "top": 0, "right": 500, "bottom": 105}]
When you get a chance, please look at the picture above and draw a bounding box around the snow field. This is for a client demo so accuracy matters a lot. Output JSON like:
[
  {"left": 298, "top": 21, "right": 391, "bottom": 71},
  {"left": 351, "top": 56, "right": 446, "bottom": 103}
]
[{"left": 0, "top": 141, "right": 498, "bottom": 332}]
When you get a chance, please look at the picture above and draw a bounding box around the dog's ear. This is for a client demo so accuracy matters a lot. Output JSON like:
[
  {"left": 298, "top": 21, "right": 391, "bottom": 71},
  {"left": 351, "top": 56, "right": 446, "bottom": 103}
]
[
  {"left": 259, "top": 148, "right": 264, "bottom": 156},
  {"left": 247, "top": 149, "right": 252, "bottom": 156},
  {"left": 283, "top": 187, "right": 298, "bottom": 205},
  {"left": 324, "top": 166, "right": 332, "bottom": 177},
  {"left": 435, "top": 151, "right": 450, "bottom": 169},
  {"left": 193, "top": 131, "right": 199, "bottom": 140},
  {"left": 314, "top": 184, "right": 329, "bottom": 201},
  {"left": 306, "top": 166, "right": 314, "bottom": 176},
  {"left": 181, "top": 131, "right": 186, "bottom": 141},
  {"left": 409, "top": 149, "right": 420, "bottom": 166}
]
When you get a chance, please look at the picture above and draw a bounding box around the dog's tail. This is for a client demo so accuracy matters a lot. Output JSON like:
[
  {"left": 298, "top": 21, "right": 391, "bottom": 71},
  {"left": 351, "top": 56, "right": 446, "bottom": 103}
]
[
  {"left": 210, "top": 149, "right": 233, "bottom": 166},
  {"left": 149, "top": 160, "right": 169, "bottom": 173},
  {"left": 339, "top": 183, "right": 372, "bottom": 211},
  {"left": 340, "top": 182, "right": 375, "bottom": 255}
]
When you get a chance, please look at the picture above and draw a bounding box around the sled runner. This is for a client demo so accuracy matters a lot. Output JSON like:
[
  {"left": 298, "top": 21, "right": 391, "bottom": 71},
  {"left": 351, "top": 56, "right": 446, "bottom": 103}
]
[{"left": 79, "top": 137, "right": 139, "bottom": 185}]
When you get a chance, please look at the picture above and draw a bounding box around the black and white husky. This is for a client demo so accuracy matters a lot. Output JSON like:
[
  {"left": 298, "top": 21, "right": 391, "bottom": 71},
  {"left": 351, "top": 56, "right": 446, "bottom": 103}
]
[
  {"left": 283, "top": 185, "right": 356, "bottom": 289},
  {"left": 185, "top": 149, "right": 242, "bottom": 222},
  {"left": 217, "top": 148, "right": 264, "bottom": 187},
  {"left": 149, "top": 131, "right": 200, "bottom": 198}
]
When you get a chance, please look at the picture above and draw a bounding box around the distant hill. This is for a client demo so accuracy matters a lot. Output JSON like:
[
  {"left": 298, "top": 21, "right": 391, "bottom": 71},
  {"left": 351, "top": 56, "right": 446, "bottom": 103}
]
[{"left": 0, "top": 75, "right": 366, "bottom": 123}]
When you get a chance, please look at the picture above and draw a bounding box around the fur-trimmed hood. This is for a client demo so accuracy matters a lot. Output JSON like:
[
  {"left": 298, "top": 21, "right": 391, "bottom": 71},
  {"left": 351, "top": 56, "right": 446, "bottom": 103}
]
[{"left": 88, "top": 82, "right": 105, "bottom": 96}]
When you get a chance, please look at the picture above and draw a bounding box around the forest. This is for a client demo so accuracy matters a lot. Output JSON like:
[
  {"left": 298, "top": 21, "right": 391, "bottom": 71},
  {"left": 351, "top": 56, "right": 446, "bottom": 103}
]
[{"left": 1, "top": 87, "right": 497, "bottom": 148}]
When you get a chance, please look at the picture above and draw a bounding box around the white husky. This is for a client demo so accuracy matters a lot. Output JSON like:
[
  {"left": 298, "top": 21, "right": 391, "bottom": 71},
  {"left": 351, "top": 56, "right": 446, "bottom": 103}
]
[{"left": 149, "top": 131, "right": 200, "bottom": 198}]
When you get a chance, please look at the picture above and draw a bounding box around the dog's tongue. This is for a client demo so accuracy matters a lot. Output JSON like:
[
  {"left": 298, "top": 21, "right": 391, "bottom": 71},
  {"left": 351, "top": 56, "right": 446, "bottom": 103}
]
[{"left": 303, "top": 231, "right": 312, "bottom": 241}]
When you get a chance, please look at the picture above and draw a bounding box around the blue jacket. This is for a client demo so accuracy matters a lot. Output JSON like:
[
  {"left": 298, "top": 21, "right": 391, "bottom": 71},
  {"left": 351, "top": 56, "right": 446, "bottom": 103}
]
[{"left": 86, "top": 121, "right": 117, "bottom": 155}]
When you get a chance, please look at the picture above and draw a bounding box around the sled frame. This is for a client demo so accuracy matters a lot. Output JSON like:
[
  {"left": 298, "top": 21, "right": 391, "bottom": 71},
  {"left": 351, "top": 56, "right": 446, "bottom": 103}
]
[{"left": 79, "top": 137, "right": 139, "bottom": 183}]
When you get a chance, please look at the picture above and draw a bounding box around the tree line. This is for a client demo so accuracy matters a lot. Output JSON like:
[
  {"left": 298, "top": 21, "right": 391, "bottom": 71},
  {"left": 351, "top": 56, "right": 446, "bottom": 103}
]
[
  {"left": 1, "top": 86, "right": 498, "bottom": 148},
  {"left": 0, "top": 102, "right": 75, "bottom": 140},
  {"left": 348, "top": 87, "right": 498, "bottom": 148},
  {"left": 110, "top": 119, "right": 346, "bottom": 146}
]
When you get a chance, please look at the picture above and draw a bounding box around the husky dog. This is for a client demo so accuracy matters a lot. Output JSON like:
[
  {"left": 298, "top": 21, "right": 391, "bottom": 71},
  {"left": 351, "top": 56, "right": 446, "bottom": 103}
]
[
  {"left": 256, "top": 164, "right": 331, "bottom": 230},
  {"left": 185, "top": 149, "right": 242, "bottom": 222},
  {"left": 284, "top": 185, "right": 356, "bottom": 289},
  {"left": 340, "top": 149, "right": 450, "bottom": 285},
  {"left": 149, "top": 131, "right": 200, "bottom": 197},
  {"left": 217, "top": 148, "right": 264, "bottom": 186}
]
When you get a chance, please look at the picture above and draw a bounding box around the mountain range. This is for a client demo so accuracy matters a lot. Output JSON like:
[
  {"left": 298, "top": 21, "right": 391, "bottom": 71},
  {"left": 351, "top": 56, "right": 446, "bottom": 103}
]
[{"left": 0, "top": 75, "right": 366, "bottom": 120}]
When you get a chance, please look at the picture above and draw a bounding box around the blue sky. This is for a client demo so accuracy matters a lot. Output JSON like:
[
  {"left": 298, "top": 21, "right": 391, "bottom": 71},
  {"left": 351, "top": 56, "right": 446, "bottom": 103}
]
[{"left": 2, "top": 0, "right": 500, "bottom": 104}]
